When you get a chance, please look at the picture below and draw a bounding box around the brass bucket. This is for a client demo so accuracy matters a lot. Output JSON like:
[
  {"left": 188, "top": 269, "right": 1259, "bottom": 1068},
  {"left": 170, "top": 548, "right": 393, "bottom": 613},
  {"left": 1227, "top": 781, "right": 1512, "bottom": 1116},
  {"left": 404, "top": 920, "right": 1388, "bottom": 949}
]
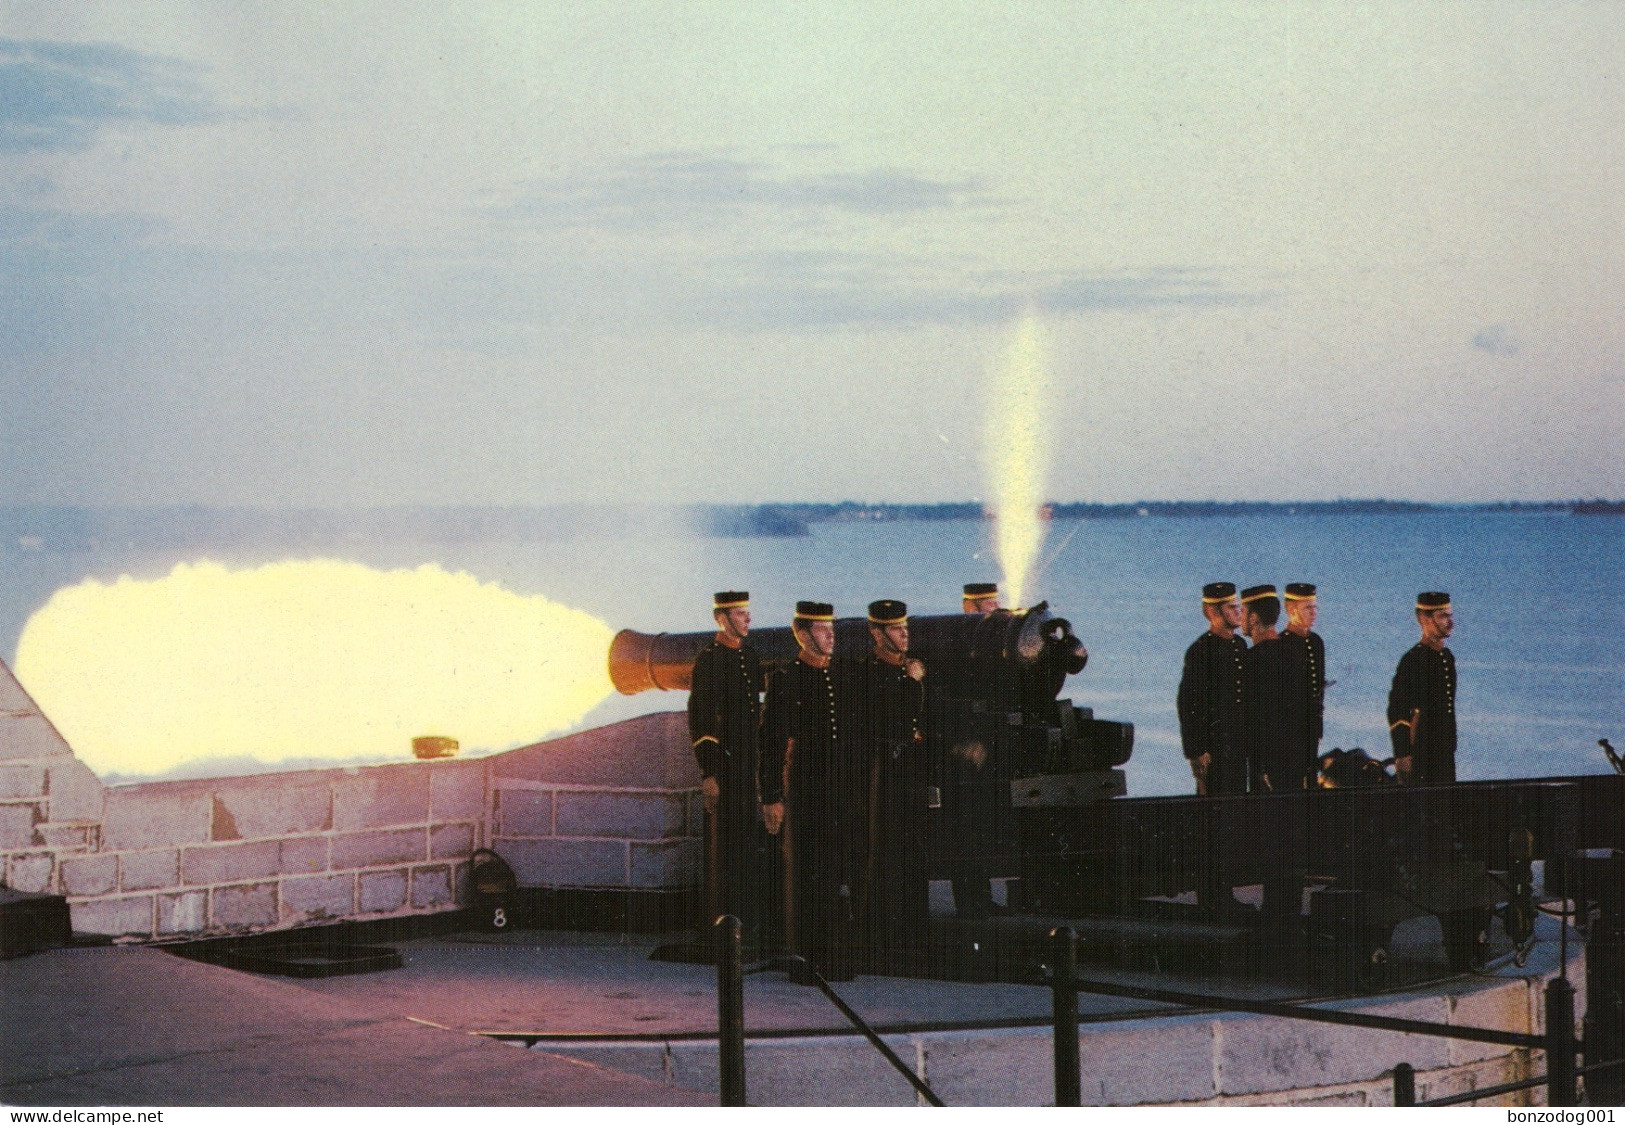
[{"left": 411, "top": 735, "right": 459, "bottom": 759}]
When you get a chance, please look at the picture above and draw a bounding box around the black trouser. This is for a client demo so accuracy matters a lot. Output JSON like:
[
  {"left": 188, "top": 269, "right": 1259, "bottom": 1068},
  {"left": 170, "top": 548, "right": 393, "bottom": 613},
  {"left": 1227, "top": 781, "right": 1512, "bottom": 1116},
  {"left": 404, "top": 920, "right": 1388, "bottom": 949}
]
[
  {"left": 1206, "top": 749, "right": 1251, "bottom": 797},
  {"left": 1259, "top": 767, "right": 1311, "bottom": 938},
  {"left": 1410, "top": 746, "right": 1456, "bottom": 786},
  {"left": 1194, "top": 749, "right": 1250, "bottom": 916},
  {"left": 706, "top": 789, "right": 779, "bottom": 947},
  {"left": 783, "top": 810, "right": 860, "bottom": 981},
  {"left": 866, "top": 778, "right": 932, "bottom": 970},
  {"left": 946, "top": 754, "right": 997, "bottom": 917}
]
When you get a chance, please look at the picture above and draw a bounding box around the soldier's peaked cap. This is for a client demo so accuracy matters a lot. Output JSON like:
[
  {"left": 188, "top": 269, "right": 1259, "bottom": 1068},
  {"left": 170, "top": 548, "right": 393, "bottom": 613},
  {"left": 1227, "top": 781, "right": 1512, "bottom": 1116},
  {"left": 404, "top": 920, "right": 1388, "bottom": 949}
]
[
  {"left": 868, "top": 599, "right": 907, "bottom": 624},
  {"left": 1240, "top": 584, "right": 1279, "bottom": 604},
  {"left": 1201, "top": 582, "right": 1237, "bottom": 603},
  {"left": 1284, "top": 583, "right": 1317, "bottom": 600},
  {"left": 1417, "top": 591, "right": 1451, "bottom": 610},
  {"left": 963, "top": 582, "right": 998, "bottom": 597},
  {"left": 795, "top": 601, "right": 836, "bottom": 622},
  {"left": 713, "top": 591, "right": 749, "bottom": 609}
]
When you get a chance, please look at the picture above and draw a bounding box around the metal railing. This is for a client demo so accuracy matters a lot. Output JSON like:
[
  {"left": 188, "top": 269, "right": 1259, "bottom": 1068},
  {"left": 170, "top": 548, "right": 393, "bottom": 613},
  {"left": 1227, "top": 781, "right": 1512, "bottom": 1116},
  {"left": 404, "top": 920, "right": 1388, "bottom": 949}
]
[
  {"left": 1386, "top": 976, "right": 1578, "bottom": 1107},
  {"left": 716, "top": 916, "right": 746, "bottom": 1106},
  {"left": 705, "top": 851, "right": 1618, "bottom": 1105},
  {"left": 1393, "top": 847, "right": 1624, "bottom": 1106},
  {"left": 712, "top": 920, "right": 1619, "bottom": 1107},
  {"left": 1045, "top": 926, "right": 1618, "bottom": 1108},
  {"left": 1397, "top": 1055, "right": 1625, "bottom": 1107},
  {"left": 713, "top": 915, "right": 945, "bottom": 1107}
]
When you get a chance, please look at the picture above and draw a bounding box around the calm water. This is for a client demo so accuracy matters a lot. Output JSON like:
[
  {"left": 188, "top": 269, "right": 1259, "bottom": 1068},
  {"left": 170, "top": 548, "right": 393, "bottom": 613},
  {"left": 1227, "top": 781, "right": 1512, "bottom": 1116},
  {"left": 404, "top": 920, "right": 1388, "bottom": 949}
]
[{"left": 3, "top": 511, "right": 1620, "bottom": 795}]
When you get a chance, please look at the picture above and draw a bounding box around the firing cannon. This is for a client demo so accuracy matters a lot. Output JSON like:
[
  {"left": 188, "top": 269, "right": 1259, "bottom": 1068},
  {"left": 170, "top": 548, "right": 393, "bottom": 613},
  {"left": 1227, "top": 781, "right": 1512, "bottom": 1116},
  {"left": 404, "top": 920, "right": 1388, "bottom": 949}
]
[{"left": 609, "top": 601, "right": 1128, "bottom": 773}]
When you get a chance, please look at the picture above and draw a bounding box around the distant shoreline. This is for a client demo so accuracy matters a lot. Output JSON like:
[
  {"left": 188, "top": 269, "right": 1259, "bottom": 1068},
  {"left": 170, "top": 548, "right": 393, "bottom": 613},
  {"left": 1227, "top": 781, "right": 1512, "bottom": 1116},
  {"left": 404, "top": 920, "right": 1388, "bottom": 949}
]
[{"left": 0, "top": 499, "right": 1619, "bottom": 552}]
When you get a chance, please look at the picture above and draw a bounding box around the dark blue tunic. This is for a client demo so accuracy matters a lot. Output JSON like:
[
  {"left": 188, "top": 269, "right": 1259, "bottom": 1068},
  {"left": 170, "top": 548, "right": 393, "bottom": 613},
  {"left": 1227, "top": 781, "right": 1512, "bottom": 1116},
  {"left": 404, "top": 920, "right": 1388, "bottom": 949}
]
[
  {"left": 1178, "top": 631, "right": 1249, "bottom": 794},
  {"left": 1387, "top": 643, "right": 1457, "bottom": 785}
]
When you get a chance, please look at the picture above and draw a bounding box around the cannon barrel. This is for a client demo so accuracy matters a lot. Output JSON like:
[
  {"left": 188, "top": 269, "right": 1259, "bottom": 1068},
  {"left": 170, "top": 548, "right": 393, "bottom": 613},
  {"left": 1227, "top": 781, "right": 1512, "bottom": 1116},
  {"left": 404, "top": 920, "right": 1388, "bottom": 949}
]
[{"left": 608, "top": 603, "right": 1087, "bottom": 695}]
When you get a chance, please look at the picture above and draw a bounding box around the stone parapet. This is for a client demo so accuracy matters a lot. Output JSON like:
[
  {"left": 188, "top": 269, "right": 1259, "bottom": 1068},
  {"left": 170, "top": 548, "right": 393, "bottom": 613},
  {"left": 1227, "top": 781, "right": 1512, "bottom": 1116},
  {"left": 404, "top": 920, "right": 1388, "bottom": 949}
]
[{"left": 1, "top": 653, "right": 699, "bottom": 940}]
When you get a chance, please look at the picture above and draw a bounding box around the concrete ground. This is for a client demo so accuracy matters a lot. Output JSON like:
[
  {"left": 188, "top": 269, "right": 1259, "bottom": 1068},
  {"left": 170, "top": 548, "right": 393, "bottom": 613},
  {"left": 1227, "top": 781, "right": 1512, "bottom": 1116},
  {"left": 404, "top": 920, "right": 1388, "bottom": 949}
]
[
  {"left": 268, "top": 921, "right": 1346, "bottom": 1040},
  {"left": 281, "top": 929, "right": 1089, "bottom": 1036},
  {"left": 0, "top": 943, "right": 710, "bottom": 1106},
  {"left": 0, "top": 904, "right": 1538, "bottom": 1107}
]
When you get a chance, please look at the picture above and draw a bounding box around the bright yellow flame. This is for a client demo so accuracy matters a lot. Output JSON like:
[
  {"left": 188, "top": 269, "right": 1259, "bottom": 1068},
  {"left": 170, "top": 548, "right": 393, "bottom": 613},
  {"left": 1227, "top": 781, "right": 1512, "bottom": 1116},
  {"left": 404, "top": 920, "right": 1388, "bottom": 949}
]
[
  {"left": 986, "top": 312, "right": 1052, "bottom": 608},
  {"left": 14, "top": 559, "right": 615, "bottom": 777}
]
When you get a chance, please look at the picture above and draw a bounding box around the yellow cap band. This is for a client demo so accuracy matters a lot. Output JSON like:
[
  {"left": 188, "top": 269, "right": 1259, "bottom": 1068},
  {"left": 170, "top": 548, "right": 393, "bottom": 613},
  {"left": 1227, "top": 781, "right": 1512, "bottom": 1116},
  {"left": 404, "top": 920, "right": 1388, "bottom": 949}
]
[
  {"left": 1417, "top": 602, "right": 1451, "bottom": 612},
  {"left": 796, "top": 612, "right": 835, "bottom": 623},
  {"left": 1202, "top": 595, "right": 1238, "bottom": 605},
  {"left": 1242, "top": 590, "right": 1277, "bottom": 604},
  {"left": 714, "top": 598, "right": 748, "bottom": 609},
  {"left": 1284, "top": 592, "right": 1317, "bottom": 602}
]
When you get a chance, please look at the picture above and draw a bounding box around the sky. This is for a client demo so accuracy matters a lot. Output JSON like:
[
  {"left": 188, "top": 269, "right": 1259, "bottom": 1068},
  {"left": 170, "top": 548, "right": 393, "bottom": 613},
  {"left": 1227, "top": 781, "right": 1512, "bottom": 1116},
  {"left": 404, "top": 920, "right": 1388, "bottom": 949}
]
[{"left": 2, "top": 2, "right": 1621, "bottom": 507}]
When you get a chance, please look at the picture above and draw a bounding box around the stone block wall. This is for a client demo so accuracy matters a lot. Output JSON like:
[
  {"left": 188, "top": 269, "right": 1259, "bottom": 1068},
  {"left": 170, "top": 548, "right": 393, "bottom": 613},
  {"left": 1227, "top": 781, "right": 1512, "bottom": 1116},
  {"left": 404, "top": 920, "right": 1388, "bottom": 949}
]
[
  {"left": 0, "top": 659, "right": 700, "bottom": 939},
  {"left": 488, "top": 711, "right": 702, "bottom": 891},
  {"left": 59, "top": 758, "right": 484, "bottom": 939},
  {"left": 0, "top": 660, "right": 107, "bottom": 906}
]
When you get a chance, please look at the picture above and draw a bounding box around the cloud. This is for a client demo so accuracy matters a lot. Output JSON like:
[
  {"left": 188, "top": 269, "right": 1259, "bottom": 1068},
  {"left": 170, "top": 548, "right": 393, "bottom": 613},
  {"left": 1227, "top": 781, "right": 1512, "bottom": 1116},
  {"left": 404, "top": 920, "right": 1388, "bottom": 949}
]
[
  {"left": 0, "top": 38, "right": 223, "bottom": 152},
  {"left": 703, "top": 258, "right": 1258, "bottom": 331},
  {"left": 506, "top": 151, "right": 996, "bottom": 231},
  {"left": 473, "top": 151, "right": 1258, "bottom": 332},
  {"left": 1472, "top": 323, "right": 1521, "bottom": 356},
  {"left": 1039, "top": 268, "right": 1256, "bottom": 314},
  {"left": 0, "top": 200, "right": 409, "bottom": 361},
  {"left": 426, "top": 232, "right": 1257, "bottom": 337}
]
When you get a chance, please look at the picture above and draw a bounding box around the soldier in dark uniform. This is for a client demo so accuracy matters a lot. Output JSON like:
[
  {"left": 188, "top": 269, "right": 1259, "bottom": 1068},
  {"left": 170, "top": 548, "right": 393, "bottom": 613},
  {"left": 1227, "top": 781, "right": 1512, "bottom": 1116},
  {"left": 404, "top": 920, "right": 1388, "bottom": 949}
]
[
  {"left": 962, "top": 581, "right": 1000, "bottom": 615},
  {"left": 1240, "top": 584, "right": 1310, "bottom": 939},
  {"left": 1387, "top": 592, "right": 1484, "bottom": 962},
  {"left": 946, "top": 581, "right": 1002, "bottom": 919},
  {"left": 1178, "top": 581, "right": 1249, "bottom": 920},
  {"left": 855, "top": 599, "right": 933, "bottom": 971},
  {"left": 1387, "top": 592, "right": 1458, "bottom": 785},
  {"left": 1279, "top": 583, "right": 1326, "bottom": 775},
  {"left": 1242, "top": 586, "right": 1316, "bottom": 793},
  {"left": 1177, "top": 581, "right": 1248, "bottom": 796},
  {"left": 760, "top": 602, "right": 863, "bottom": 983},
  {"left": 685, "top": 591, "right": 771, "bottom": 946}
]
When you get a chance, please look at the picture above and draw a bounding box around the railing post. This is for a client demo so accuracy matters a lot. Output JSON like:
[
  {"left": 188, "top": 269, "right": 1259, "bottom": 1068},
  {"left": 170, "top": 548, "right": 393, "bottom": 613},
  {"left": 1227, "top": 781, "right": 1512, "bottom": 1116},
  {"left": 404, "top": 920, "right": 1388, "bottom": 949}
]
[
  {"left": 1581, "top": 848, "right": 1624, "bottom": 1105},
  {"left": 1545, "top": 975, "right": 1577, "bottom": 1107},
  {"left": 1051, "top": 926, "right": 1081, "bottom": 1107},
  {"left": 1392, "top": 1062, "right": 1415, "bottom": 1106},
  {"left": 716, "top": 914, "right": 745, "bottom": 1107}
]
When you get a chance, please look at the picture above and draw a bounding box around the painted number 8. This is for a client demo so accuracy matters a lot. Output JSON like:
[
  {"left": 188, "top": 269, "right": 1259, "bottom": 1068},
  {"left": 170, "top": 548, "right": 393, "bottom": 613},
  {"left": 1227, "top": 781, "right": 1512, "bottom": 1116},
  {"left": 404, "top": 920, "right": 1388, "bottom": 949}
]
[{"left": 492, "top": 906, "right": 507, "bottom": 929}]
